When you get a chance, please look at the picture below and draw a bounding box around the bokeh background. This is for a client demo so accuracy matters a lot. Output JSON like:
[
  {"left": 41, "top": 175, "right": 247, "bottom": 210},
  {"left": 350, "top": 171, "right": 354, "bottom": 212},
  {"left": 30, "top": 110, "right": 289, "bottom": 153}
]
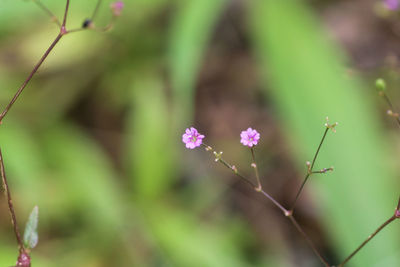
[{"left": 0, "top": 0, "right": 399, "bottom": 266}]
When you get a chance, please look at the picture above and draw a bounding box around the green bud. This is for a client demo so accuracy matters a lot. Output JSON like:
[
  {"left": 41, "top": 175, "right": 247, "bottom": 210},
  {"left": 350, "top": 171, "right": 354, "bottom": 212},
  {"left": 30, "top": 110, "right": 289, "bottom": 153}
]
[{"left": 375, "top": 78, "right": 386, "bottom": 91}]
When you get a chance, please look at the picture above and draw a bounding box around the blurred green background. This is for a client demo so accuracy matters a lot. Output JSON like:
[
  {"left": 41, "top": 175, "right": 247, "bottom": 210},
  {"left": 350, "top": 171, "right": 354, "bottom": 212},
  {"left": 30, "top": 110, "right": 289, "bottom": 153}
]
[{"left": 0, "top": 0, "right": 399, "bottom": 266}]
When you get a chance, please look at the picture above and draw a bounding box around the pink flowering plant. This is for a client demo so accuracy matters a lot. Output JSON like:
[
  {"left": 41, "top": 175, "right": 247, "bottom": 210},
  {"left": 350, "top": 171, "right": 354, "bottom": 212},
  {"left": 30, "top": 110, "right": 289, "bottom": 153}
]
[{"left": 182, "top": 80, "right": 400, "bottom": 267}]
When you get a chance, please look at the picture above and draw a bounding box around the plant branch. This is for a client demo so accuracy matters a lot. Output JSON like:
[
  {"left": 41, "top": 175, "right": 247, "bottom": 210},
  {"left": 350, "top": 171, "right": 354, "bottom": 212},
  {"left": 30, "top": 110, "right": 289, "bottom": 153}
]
[
  {"left": 0, "top": 33, "right": 63, "bottom": 123},
  {"left": 201, "top": 143, "right": 330, "bottom": 266},
  {"left": 62, "top": 0, "right": 70, "bottom": 28},
  {"left": 0, "top": 148, "right": 25, "bottom": 253},
  {"left": 288, "top": 215, "right": 330, "bottom": 266},
  {"left": 381, "top": 92, "right": 400, "bottom": 128},
  {"left": 337, "top": 215, "right": 397, "bottom": 267},
  {"left": 290, "top": 127, "right": 329, "bottom": 211}
]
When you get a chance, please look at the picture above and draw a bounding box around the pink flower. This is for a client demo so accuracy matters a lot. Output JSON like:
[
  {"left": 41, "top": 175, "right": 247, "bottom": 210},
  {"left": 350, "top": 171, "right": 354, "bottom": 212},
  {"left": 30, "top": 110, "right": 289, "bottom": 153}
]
[
  {"left": 182, "top": 127, "right": 205, "bottom": 149},
  {"left": 384, "top": 0, "right": 399, "bottom": 10},
  {"left": 240, "top": 128, "right": 260, "bottom": 147},
  {"left": 110, "top": 1, "right": 124, "bottom": 16}
]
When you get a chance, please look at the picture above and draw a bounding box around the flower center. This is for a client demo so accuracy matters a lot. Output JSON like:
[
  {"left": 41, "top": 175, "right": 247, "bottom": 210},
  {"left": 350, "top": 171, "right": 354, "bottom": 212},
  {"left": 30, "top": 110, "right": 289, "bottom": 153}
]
[{"left": 191, "top": 136, "right": 197, "bottom": 143}]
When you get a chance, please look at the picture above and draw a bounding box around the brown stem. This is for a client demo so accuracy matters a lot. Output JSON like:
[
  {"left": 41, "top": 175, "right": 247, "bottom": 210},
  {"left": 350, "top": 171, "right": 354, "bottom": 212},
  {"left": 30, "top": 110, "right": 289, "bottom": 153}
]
[
  {"left": 0, "top": 148, "right": 25, "bottom": 253},
  {"left": 288, "top": 216, "right": 330, "bottom": 266},
  {"left": 259, "top": 189, "right": 288, "bottom": 215},
  {"left": 62, "top": 0, "right": 70, "bottom": 27},
  {"left": 337, "top": 215, "right": 397, "bottom": 267},
  {"left": 290, "top": 127, "right": 329, "bottom": 211},
  {"left": 397, "top": 195, "right": 400, "bottom": 210},
  {"left": 0, "top": 33, "right": 63, "bottom": 123}
]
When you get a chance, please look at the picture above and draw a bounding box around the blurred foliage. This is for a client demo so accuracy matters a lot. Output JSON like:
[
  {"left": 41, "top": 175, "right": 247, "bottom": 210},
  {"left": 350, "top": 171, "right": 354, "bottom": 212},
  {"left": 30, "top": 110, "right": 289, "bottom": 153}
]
[{"left": 0, "top": 0, "right": 399, "bottom": 267}]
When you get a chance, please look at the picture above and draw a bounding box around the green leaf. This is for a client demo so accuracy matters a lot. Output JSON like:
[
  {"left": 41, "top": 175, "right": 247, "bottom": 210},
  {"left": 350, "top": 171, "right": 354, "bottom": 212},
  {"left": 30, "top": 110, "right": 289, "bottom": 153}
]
[
  {"left": 169, "top": 0, "right": 228, "bottom": 125},
  {"left": 23, "top": 206, "right": 39, "bottom": 250},
  {"left": 126, "top": 73, "right": 176, "bottom": 199}
]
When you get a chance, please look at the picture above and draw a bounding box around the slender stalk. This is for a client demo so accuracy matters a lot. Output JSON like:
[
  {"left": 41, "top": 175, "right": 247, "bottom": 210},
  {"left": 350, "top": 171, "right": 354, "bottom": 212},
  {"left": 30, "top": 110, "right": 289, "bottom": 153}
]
[
  {"left": 32, "top": 0, "right": 62, "bottom": 27},
  {"left": 337, "top": 215, "right": 397, "bottom": 267},
  {"left": 0, "top": 148, "right": 24, "bottom": 253},
  {"left": 259, "top": 189, "right": 288, "bottom": 215},
  {"left": 290, "top": 127, "right": 329, "bottom": 211},
  {"left": 91, "top": 0, "right": 103, "bottom": 20},
  {"left": 250, "top": 147, "right": 262, "bottom": 191},
  {"left": 288, "top": 216, "right": 330, "bottom": 266},
  {"left": 0, "top": 33, "right": 63, "bottom": 123},
  {"left": 201, "top": 144, "right": 256, "bottom": 188},
  {"left": 381, "top": 92, "right": 400, "bottom": 128},
  {"left": 62, "top": 0, "right": 70, "bottom": 28}
]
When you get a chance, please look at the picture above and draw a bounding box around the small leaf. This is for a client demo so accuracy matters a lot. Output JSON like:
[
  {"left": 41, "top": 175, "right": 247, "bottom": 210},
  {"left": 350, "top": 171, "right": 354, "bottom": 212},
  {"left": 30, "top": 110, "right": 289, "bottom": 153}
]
[{"left": 23, "top": 206, "right": 39, "bottom": 250}]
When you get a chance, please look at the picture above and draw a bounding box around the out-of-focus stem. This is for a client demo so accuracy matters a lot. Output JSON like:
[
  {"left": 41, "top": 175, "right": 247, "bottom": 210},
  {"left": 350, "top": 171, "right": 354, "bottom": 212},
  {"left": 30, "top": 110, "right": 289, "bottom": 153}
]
[
  {"left": 0, "top": 148, "right": 24, "bottom": 253},
  {"left": 32, "top": 0, "right": 62, "bottom": 27},
  {"left": 381, "top": 92, "right": 400, "bottom": 128},
  {"left": 91, "top": 0, "right": 103, "bottom": 20},
  {"left": 0, "top": 33, "right": 63, "bottom": 123}
]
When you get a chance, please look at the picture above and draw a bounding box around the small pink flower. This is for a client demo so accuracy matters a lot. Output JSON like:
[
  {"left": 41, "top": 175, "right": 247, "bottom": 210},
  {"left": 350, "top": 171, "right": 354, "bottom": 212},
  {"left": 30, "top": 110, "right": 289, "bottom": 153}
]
[
  {"left": 182, "top": 127, "right": 205, "bottom": 149},
  {"left": 240, "top": 128, "right": 260, "bottom": 147},
  {"left": 384, "top": 0, "right": 399, "bottom": 10},
  {"left": 110, "top": 1, "right": 124, "bottom": 16}
]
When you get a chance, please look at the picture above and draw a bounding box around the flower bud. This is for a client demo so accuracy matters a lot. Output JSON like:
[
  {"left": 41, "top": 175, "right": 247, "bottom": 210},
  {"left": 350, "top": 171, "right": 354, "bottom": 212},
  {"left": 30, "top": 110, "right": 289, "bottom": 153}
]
[
  {"left": 110, "top": 1, "right": 124, "bottom": 17},
  {"left": 375, "top": 78, "right": 386, "bottom": 91}
]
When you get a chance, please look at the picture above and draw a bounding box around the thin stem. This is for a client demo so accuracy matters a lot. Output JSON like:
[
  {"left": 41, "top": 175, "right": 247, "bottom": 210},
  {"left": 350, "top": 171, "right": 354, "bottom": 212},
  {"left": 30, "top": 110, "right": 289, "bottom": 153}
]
[
  {"left": 381, "top": 92, "right": 400, "bottom": 128},
  {"left": 94, "top": 16, "right": 118, "bottom": 32},
  {"left": 91, "top": 0, "right": 103, "bottom": 21},
  {"left": 259, "top": 189, "right": 288, "bottom": 215},
  {"left": 0, "top": 33, "right": 63, "bottom": 123},
  {"left": 337, "top": 215, "right": 397, "bottom": 267},
  {"left": 397, "top": 196, "right": 400, "bottom": 210},
  {"left": 201, "top": 144, "right": 256, "bottom": 188},
  {"left": 219, "top": 158, "right": 256, "bottom": 188},
  {"left": 62, "top": 0, "right": 70, "bottom": 27},
  {"left": 32, "top": 0, "right": 62, "bottom": 27},
  {"left": 290, "top": 127, "right": 329, "bottom": 211},
  {"left": 0, "top": 148, "right": 25, "bottom": 253},
  {"left": 250, "top": 147, "right": 262, "bottom": 191},
  {"left": 288, "top": 216, "right": 330, "bottom": 266}
]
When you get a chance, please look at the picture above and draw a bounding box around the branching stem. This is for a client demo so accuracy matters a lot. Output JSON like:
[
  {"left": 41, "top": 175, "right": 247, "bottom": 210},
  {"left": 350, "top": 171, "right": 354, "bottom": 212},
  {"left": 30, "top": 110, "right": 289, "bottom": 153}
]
[
  {"left": 201, "top": 143, "right": 330, "bottom": 266},
  {"left": 290, "top": 127, "right": 329, "bottom": 211},
  {"left": 337, "top": 215, "right": 397, "bottom": 267}
]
